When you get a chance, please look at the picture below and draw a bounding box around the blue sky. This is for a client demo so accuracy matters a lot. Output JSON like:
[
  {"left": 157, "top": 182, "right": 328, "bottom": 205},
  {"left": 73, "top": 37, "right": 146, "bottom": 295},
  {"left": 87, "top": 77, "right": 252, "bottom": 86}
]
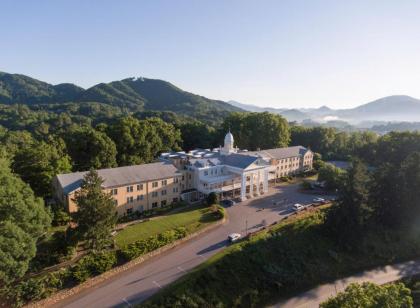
[{"left": 2, "top": 0, "right": 420, "bottom": 108}]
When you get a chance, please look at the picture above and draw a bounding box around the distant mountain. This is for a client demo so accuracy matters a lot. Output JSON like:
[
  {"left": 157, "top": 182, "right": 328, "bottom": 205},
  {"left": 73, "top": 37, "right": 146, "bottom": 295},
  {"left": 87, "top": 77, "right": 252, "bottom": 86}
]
[
  {"left": 228, "top": 100, "right": 287, "bottom": 113},
  {"left": 336, "top": 95, "right": 420, "bottom": 122},
  {"left": 228, "top": 95, "right": 420, "bottom": 124},
  {"left": 0, "top": 72, "right": 242, "bottom": 123},
  {"left": 227, "top": 100, "right": 310, "bottom": 121}
]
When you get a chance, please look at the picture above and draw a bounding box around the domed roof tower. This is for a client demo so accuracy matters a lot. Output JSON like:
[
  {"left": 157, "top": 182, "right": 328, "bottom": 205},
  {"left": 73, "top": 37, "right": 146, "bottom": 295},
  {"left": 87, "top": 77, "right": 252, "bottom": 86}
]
[{"left": 221, "top": 130, "right": 235, "bottom": 155}]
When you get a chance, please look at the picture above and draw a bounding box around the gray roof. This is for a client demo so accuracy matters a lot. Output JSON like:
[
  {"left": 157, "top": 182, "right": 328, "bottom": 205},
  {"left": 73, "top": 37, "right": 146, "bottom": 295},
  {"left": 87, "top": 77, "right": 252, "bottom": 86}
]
[
  {"left": 56, "top": 162, "right": 181, "bottom": 194},
  {"left": 244, "top": 146, "right": 310, "bottom": 160},
  {"left": 220, "top": 153, "right": 260, "bottom": 169}
]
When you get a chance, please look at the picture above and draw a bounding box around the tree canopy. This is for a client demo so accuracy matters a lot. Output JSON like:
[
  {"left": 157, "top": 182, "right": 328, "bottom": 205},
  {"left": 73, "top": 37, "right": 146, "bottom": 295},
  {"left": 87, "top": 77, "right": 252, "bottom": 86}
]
[
  {"left": 0, "top": 158, "right": 51, "bottom": 284},
  {"left": 64, "top": 127, "right": 117, "bottom": 171},
  {"left": 320, "top": 282, "right": 413, "bottom": 308},
  {"left": 12, "top": 138, "right": 72, "bottom": 197}
]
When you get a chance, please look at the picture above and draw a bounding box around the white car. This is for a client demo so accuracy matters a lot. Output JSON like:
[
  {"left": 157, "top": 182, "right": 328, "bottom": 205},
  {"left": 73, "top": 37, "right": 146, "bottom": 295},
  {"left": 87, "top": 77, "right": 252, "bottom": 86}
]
[
  {"left": 313, "top": 197, "right": 326, "bottom": 203},
  {"left": 292, "top": 203, "right": 305, "bottom": 212},
  {"left": 228, "top": 233, "right": 241, "bottom": 242}
]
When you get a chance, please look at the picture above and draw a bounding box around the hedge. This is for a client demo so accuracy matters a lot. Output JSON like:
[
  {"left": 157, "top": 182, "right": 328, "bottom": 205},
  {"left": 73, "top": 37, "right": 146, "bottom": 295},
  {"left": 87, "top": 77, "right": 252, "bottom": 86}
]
[{"left": 120, "top": 227, "right": 187, "bottom": 261}]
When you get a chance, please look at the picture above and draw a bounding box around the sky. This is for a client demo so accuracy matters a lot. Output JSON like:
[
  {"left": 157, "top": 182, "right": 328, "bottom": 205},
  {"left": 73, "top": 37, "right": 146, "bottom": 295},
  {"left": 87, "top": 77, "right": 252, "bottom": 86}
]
[{"left": 2, "top": 0, "right": 420, "bottom": 109}]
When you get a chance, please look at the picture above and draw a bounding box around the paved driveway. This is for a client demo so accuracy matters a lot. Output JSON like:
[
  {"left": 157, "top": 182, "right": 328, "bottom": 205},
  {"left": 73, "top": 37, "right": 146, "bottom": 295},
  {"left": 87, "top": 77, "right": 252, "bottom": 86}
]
[{"left": 57, "top": 184, "right": 333, "bottom": 308}]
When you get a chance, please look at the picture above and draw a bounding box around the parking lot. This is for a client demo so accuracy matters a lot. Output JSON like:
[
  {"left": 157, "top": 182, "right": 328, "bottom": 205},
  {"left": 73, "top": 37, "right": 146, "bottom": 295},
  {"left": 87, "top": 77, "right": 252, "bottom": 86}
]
[{"left": 224, "top": 183, "right": 336, "bottom": 236}]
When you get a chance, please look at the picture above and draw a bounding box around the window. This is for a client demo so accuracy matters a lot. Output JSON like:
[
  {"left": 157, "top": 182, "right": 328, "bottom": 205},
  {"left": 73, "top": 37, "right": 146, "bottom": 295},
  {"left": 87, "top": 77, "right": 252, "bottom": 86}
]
[
  {"left": 138, "top": 205, "right": 144, "bottom": 212},
  {"left": 161, "top": 200, "right": 167, "bottom": 207},
  {"left": 111, "top": 188, "right": 118, "bottom": 195},
  {"left": 173, "top": 197, "right": 178, "bottom": 203},
  {"left": 161, "top": 190, "right": 167, "bottom": 196},
  {"left": 137, "top": 195, "right": 143, "bottom": 201},
  {"left": 182, "top": 175, "right": 185, "bottom": 181},
  {"left": 127, "top": 186, "right": 133, "bottom": 193},
  {"left": 137, "top": 184, "right": 143, "bottom": 191},
  {"left": 173, "top": 187, "right": 178, "bottom": 193},
  {"left": 174, "top": 177, "right": 179, "bottom": 183},
  {"left": 188, "top": 174, "right": 192, "bottom": 179},
  {"left": 162, "top": 179, "right": 167, "bottom": 186},
  {"left": 114, "top": 199, "right": 118, "bottom": 206},
  {"left": 126, "top": 196, "right": 134, "bottom": 203},
  {"left": 152, "top": 191, "right": 158, "bottom": 198},
  {"left": 204, "top": 170, "right": 208, "bottom": 176},
  {"left": 152, "top": 181, "right": 158, "bottom": 188},
  {"left": 152, "top": 202, "right": 158, "bottom": 208}
]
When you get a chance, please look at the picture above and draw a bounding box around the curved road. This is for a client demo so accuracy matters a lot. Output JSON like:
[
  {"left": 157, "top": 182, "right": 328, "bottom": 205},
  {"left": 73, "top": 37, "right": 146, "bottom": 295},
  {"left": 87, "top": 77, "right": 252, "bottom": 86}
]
[
  {"left": 55, "top": 184, "right": 323, "bottom": 308},
  {"left": 274, "top": 259, "right": 420, "bottom": 308}
]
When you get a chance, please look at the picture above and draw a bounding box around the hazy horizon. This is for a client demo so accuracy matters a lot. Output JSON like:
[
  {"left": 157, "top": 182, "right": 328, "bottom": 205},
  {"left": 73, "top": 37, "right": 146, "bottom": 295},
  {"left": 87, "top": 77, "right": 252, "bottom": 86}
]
[{"left": 2, "top": 0, "right": 420, "bottom": 109}]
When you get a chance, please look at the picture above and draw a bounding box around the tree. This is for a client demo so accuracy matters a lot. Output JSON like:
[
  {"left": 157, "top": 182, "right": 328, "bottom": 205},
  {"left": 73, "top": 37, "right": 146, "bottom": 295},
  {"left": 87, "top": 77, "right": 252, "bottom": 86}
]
[
  {"left": 0, "top": 158, "right": 51, "bottom": 284},
  {"left": 74, "top": 170, "right": 117, "bottom": 250},
  {"left": 324, "top": 160, "right": 372, "bottom": 247},
  {"left": 107, "top": 116, "right": 181, "bottom": 166},
  {"left": 64, "top": 127, "right": 117, "bottom": 171},
  {"left": 221, "top": 112, "right": 290, "bottom": 150},
  {"left": 180, "top": 121, "right": 216, "bottom": 151},
  {"left": 12, "top": 138, "right": 72, "bottom": 197},
  {"left": 369, "top": 162, "right": 402, "bottom": 227},
  {"left": 207, "top": 192, "right": 219, "bottom": 205},
  {"left": 318, "top": 163, "right": 346, "bottom": 190},
  {"left": 397, "top": 152, "right": 420, "bottom": 224},
  {"left": 320, "top": 282, "right": 413, "bottom": 308}
]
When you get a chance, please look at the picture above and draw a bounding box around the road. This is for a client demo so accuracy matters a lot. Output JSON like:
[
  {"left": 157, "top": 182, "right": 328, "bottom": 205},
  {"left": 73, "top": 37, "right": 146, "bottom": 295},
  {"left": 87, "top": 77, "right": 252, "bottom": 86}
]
[
  {"left": 274, "top": 259, "right": 420, "bottom": 308},
  {"left": 56, "top": 183, "right": 327, "bottom": 308}
]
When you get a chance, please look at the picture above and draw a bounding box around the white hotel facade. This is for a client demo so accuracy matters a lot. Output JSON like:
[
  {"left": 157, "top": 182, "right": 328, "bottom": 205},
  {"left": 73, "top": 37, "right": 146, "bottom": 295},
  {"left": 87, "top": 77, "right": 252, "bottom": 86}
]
[
  {"left": 54, "top": 132, "right": 313, "bottom": 215},
  {"left": 161, "top": 132, "right": 314, "bottom": 203}
]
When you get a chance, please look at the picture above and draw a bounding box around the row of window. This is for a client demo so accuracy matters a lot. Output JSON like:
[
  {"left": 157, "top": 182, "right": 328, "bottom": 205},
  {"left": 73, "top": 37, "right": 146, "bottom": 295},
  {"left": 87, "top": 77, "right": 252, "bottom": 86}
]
[
  {"left": 125, "top": 187, "right": 179, "bottom": 204},
  {"left": 111, "top": 177, "right": 182, "bottom": 195},
  {"left": 126, "top": 198, "right": 179, "bottom": 214}
]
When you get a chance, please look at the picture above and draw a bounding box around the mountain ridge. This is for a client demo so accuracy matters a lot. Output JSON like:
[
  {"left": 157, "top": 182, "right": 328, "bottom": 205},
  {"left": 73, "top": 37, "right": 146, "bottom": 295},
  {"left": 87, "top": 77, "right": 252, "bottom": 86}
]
[{"left": 0, "top": 72, "right": 242, "bottom": 124}]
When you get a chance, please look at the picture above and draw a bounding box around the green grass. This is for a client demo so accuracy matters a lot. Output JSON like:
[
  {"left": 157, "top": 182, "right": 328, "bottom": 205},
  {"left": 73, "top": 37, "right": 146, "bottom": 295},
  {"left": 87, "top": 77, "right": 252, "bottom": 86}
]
[
  {"left": 142, "top": 207, "right": 420, "bottom": 308},
  {"left": 115, "top": 205, "right": 220, "bottom": 248}
]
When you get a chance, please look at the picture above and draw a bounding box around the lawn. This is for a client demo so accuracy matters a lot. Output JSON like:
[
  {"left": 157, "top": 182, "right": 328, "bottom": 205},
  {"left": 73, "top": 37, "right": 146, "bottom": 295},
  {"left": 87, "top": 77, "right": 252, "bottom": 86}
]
[
  {"left": 115, "top": 205, "right": 220, "bottom": 248},
  {"left": 143, "top": 206, "right": 420, "bottom": 308}
]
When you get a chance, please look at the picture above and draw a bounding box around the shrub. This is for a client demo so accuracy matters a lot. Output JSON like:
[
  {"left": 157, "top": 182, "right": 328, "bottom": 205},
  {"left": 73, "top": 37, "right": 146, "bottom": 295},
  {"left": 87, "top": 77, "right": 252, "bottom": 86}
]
[
  {"left": 71, "top": 251, "right": 117, "bottom": 283},
  {"left": 120, "top": 227, "right": 187, "bottom": 261}
]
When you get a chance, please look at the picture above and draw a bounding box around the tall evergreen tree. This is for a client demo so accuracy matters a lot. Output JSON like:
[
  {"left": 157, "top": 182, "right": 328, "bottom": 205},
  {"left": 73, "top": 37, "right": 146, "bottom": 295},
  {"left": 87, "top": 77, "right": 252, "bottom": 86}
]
[
  {"left": 74, "top": 170, "right": 117, "bottom": 250},
  {"left": 324, "top": 159, "right": 372, "bottom": 248}
]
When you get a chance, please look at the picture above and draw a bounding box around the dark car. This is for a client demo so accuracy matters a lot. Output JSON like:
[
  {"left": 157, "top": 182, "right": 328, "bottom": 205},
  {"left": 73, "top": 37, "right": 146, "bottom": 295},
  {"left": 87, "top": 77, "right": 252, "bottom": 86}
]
[{"left": 221, "top": 199, "right": 235, "bottom": 207}]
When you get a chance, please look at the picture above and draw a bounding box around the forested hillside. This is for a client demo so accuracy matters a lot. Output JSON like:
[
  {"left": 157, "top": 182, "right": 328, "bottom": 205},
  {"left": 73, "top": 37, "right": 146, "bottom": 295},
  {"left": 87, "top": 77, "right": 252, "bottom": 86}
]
[{"left": 0, "top": 72, "right": 241, "bottom": 124}]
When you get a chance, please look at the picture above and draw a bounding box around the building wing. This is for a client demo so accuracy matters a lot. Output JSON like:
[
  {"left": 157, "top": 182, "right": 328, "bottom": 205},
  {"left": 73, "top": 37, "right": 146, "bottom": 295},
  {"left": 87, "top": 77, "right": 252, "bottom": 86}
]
[{"left": 56, "top": 162, "right": 181, "bottom": 194}]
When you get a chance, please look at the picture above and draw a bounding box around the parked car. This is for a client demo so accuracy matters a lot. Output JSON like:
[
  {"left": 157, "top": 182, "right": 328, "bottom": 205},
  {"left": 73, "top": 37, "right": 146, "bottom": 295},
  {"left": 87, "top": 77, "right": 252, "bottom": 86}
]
[
  {"left": 313, "top": 197, "right": 326, "bottom": 204},
  {"left": 292, "top": 203, "right": 305, "bottom": 212},
  {"left": 228, "top": 233, "right": 241, "bottom": 242},
  {"left": 221, "top": 199, "right": 235, "bottom": 207}
]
